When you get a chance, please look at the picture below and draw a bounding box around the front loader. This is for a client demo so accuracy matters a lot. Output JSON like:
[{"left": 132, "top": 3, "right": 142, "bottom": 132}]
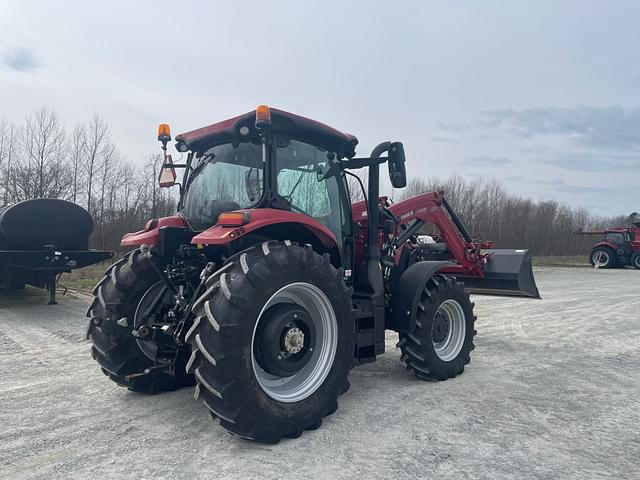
[{"left": 87, "top": 106, "right": 539, "bottom": 442}]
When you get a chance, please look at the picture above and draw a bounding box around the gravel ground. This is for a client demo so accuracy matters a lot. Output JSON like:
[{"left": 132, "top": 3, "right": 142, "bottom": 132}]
[{"left": 1, "top": 267, "right": 639, "bottom": 480}]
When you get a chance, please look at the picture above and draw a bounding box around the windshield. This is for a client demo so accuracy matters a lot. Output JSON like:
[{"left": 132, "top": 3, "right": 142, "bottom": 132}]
[{"left": 182, "top": 142, "right": 263, "bottom": 231}]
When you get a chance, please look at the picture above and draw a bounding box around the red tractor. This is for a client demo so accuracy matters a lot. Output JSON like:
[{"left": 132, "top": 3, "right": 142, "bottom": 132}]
[
  {"left": 577, "top": 223, "right": 640, "bottom": 269},
  {"left": 87, "top": 106, "right": 539, "bottom": 443}
]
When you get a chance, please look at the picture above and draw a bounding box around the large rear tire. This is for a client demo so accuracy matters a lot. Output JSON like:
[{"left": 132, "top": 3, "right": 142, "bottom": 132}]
[
  {"left": 398, "top": 276, "right": 476, "bottom": 381},
  {"left": 87, "top": 250, "right": 194, "bottom": 393},
  {"left": 186, "top": 241, "right": 355, "bottom": 443},
  {"left": 590, "top": 247, "right": 616, "bottom": 268}
]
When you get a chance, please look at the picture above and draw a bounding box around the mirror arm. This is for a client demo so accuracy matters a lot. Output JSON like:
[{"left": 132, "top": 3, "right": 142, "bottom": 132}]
[{"left": 343, "top": 156, "right": 386, "bottom": 170}]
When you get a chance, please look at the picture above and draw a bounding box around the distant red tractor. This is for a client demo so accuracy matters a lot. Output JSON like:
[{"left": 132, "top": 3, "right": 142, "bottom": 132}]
[{"left": 577, "top": 221, "right": 640, "bottom": 269}]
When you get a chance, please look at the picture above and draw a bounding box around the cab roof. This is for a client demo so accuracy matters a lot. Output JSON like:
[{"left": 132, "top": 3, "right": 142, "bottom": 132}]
[{"left": 175, "top": 107, "right": 359, "bottom": 159}]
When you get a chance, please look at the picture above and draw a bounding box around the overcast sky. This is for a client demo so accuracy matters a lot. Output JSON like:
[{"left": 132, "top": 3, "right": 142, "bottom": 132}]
[{"left": 1, "top": 0, "right": 638, "bottom": 216}]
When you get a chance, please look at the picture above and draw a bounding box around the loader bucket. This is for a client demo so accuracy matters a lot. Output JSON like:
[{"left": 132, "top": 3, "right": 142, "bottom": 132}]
[{"left": 461, "top": 249, "right": 541, "bottom": 299}]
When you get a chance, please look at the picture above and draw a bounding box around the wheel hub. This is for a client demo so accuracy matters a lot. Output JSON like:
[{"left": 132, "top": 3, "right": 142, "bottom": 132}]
[
  {"left": 284, "top": 327, "right": 305, "bottom": 354},
  {"left": 432, "top": 312, "right": 450, "bottom": 343},
  {"left": 134, "top": 281, "right": 180, "bottom": 364},
  {"left": 255, "top": 304, "right": 316, "bottom": 377}
]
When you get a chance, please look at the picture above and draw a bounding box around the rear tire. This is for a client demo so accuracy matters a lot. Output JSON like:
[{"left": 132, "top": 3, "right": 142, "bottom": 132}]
[
  {"left": 590, "top": 247, "right": 616, "bottom": 268},
  {"left": 186, "top": 241, "right": 355, "bottom": 443},
  {"left": 631, "top": 252, "right": 640, "bottom": 270},
  {"left": 87, "top": 250, "right": 194, "bottom": 393},
  {"left": 398, "top": 276, "right": 476, "bottom": 381}
]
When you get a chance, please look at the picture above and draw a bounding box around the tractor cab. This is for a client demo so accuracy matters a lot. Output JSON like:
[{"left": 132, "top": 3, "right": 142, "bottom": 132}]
[{"left": 157, "top": 106, "right": 406, "bottom": 276}]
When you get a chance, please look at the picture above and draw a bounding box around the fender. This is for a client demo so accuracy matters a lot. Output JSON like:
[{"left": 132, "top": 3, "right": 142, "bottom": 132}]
[
  {"left": 592, "top": 241, "right": 621, "bottom": 253},
  {"left": 389, "top": 261, "right": 451, "bottom": 333},
  {"left": 191, "top": 208, "right": 339, "bottom": 249},
  {"left": 121, "top": 216, "right": 186, "bottom": 247}
]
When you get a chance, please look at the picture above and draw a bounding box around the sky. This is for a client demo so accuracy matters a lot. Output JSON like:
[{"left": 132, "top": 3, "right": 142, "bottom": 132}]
[{"left": 0, "top": 0, "right": 638, "bottom": 216}]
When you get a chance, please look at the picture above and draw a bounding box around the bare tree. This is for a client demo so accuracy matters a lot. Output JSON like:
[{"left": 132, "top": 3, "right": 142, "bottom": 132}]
[
  {"left": 83, "top": 115, "right": 110, "bottom": 216},
  {"left": 4, "top": 109, "right": 71, "bottom": 201},
  {"left": 0, "top": 119, "right": 18, "bottom": 205},
  {"left": 69, "top": 125, "right": 86, "bottom": 204}
]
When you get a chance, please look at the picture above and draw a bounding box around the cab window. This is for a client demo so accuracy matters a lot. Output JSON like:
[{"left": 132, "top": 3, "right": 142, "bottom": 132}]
[{"left": 275, "top": 139, "right": 344, "bottom": 241}]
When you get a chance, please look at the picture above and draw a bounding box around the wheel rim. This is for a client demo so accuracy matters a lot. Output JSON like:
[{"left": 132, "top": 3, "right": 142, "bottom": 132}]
[
  {"left": 134, "top": 281, "right": 174, "bottom": 363},
  {"left": 432, "top": 299, "right": 466, "bottom": 362},
  {"left": 251, "top": 282, "right": 338, "bottom": 403},
  {"left": 594, "top": 250, "right": 610, "bottom": 267}
]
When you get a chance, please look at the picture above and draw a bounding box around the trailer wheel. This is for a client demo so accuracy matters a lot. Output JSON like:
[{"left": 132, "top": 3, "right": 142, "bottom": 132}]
[
  {"left": 631, "top": 252, "right": 640, "bottom": 270},
  {"left": 590, "top": 247, "right": 616, "bottom": 268},
  {"left": 398, "top": 276, "right": 476, "bottom": 381},
  {"left": 186, "top": 241, "right": 355, "bottom": 443},
  {"left": 87, "top": 250, "right": 194, "bottom": 393}
]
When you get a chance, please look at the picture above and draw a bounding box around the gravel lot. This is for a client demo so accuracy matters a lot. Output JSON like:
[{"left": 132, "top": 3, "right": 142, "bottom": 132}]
[{"left": 1, "top": 267, "right": 638, "bottom": 480}]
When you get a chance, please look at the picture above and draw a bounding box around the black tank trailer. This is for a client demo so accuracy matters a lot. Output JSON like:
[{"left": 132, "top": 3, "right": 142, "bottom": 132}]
[{"left": 0, "top": 199, "right": 112, "bottom": 304}]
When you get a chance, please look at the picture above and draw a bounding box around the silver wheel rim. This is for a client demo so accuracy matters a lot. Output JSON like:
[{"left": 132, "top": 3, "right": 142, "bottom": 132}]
[
  {"left": 432, "top": 299, "right": 466, "bottom": 361},
  {"left": 594, "top": 251, "right": 610, "bottom": 267},
  {"left": 251, "top": 282, "right": 338, "bottom": 403}
]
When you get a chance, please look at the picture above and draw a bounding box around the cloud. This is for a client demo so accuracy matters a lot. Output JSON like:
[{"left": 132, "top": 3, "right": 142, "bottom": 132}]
[
  {"left": 535, "top": 179, "right": 619, "bottom": 195},
  {"left": 430, "top": 135, "right": 460, "bottom": 144},
  {"left": 2, "top": 47, "right": 42, "bottom": 72},
  {"left": 479, "top": 105, "right": 640, "bottom": 150},
  {"left": 436, "top": 120, "right": 468, "bottom": 132},
  {"left": 462, "top": 156, "right": 513, "bottom": 167},
  {"left": 541, "top": 153, "right": 639, "bottom": 172}
]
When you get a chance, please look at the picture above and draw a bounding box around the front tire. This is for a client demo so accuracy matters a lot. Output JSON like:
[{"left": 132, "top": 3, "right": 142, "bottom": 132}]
[
  {"left": 398, "top": 276, "right": 476, "bottom": 381},
  {"left": 186, "top": 241, "right": 355, "bottom": 443},
  {"left": 87, "top": 250, "right": 194, "bottom": 393},
  {"left": 631, "top": 252, "right": 640, "bottom": 270}
]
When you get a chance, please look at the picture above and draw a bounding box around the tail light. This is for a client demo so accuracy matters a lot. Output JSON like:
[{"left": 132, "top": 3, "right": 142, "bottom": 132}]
[{"left": 218, "top": 212, "right": 250, "bottom": 227}]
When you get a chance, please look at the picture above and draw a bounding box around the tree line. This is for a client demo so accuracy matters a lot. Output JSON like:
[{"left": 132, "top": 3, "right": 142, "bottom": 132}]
[
  {"left": 0, "top": 109, "right": 175, "bottom": 251},
  {"left": 1, "top": 108, "right": 634, "bottom": 257},
  {"left": 398, "top": 176, "right": 632, "bottom": 256},
  {"left": 346, "top": 169, "right": 633, "bottom": 257}
]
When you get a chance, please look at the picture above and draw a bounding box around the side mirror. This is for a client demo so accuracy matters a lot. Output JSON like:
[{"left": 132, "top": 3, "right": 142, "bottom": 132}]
[
  {"left": 388, "top": 142, "right": 407, "bottom": 188},
  {"left": 245, "top": 167, "right": 262, "bottom": 202},
  {"left": 158, "top": 154, "right": 177, "bottom": 188}
]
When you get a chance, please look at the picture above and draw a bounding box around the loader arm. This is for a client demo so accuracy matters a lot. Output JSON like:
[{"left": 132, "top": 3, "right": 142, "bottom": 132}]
[
  {"left": 362, "top": 190, "right": 540, "bottom": 298},
  {"left": 387, "top": 191, "right": 487, "bottom": 277}
]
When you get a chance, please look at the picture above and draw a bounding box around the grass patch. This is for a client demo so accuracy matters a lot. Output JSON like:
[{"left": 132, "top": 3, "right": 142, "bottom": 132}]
[
  {"left": 533, "top": 256, "right": 589, "bottom": 268},
  {"left": 58, "top": 259, "right": 114, "bottom": 293}
]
